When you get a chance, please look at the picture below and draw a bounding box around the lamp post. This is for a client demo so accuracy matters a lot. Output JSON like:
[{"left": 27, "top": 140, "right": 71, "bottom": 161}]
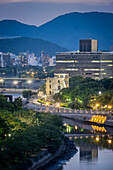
[
  {"left": 13, "top": 81, "right": 18, "bottom": 91},
  {"left": 27, "top": 80, "right": 32, "bottom": 89},
  {"left": 0, "top": 79, "right": 4, "bottom": 87},
  {"left": 108, "top": 105, "right": 112, "bottom": 114},
  {"left": 99, "top": 91, "right": 102, "bottom": 95},
  {"left": 95, "top": 103, "right": 100, "bottom": 111},
  {"left": 46, "top": 102, "right": 49, "bottom": 112},
  {"left": 56, "top": 103, "right": 60, "bottom": 113}
]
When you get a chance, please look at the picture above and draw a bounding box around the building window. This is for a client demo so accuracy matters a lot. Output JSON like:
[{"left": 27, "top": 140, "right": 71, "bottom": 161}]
[
  {"left": 49, "top": 80, "right": 51, "bottom": 83},
  {"left": 49, "top": 85, "right": 51, "bottom": 89},
  {"left": 58, "top": 86, "right": 60, "bottom": 90},
  {"left": 49, "top": 91, "right": 51, "bottom": 95},
  {"left": 58, "top": 80, "right": 60, "bottom": 83}
]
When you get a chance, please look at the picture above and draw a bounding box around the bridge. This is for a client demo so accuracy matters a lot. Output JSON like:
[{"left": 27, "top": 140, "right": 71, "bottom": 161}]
[
  {"left": 65, "top": 133, "right": 106, "bottom": 138},
  {"left": 0, "top": 88, "right": 38, "bottom": 93},
  {"left": 0, "top": 77, "right": 40, "bottom": 80}
]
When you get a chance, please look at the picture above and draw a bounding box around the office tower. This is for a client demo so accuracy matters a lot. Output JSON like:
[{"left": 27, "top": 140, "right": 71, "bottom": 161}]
[
  {"left": 79, "top": 39, "right": 98, "bottom": 52},
  {"left": 56, "top": 40, "right": 113, "bottom": 80}
]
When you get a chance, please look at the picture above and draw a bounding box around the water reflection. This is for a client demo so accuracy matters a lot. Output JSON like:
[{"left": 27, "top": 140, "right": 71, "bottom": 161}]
[
  {"left": 63, "top": 118, "right": 113, "bottom": 135},
  {"left": 46, "top": 119, "right": 113, "bottom": 170},
  {"left": 80, "top": 143, "right": 98, "bottom": 162},
  {"left": 45, "top": 135, "right": 113, "bottom": 170}
]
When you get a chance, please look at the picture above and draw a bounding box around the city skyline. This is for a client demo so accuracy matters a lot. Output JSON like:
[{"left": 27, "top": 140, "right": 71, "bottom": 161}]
[{"left": 0, "top": 0, "right": 113, "bottom": 26}]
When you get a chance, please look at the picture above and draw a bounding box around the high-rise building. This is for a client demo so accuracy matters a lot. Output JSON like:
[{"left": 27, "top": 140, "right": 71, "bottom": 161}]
[
  {"left": 0, "top": 52, "right": 12, "bottom": 67},
  {"left": 56, "top": 40, "right": 113, "bottom": 80},
  {"left": 18, "top": 52, "right": 28, "bottom": 67},
  {"left": 39, "top": 51, "right": 50, "bottom": 67},
  {"left": 79, "top": 39, "right": 98, "bottom": 52},
  {"left": 49, "top": 56, "right": 56, "bottom": 66}
]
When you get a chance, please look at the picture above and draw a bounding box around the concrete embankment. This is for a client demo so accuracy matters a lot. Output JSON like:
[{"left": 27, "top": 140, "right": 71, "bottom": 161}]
[
  {"left": 28, "top": 142, "right": 66, "bottom": 170},
  {"left": 28, "top": 137, "right": 77, "bottom": 170}
]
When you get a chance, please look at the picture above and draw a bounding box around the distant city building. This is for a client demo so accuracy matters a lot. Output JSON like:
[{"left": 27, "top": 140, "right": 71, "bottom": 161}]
[
  {"left": 39, "top": 51, "right": 50, "bottom": 67},
  {"left": 49, "top": 56, "right": 56, "bottom": 66},
  {"left": 56, "top": 40, "right": 113, "bottom": 80},
  {"left": 79, "top": 39, "right": 98, "bottom": 52},
  {"left": 28, "top": 53, "right": 38, "bottom": 66},
  {"left": 18, "top": 52, "right": 28, "bottom": 67},
  {"left": 46, "top": 73, "right": 69, "bottom": 96},
  {"left": 0, "top": 52, "right": 13, "bottom": 67}
]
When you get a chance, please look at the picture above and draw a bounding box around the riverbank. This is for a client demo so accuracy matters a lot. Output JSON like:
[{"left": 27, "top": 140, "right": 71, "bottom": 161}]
[{"left": 27, "top": 137, "right": 77, "bottom": 170}]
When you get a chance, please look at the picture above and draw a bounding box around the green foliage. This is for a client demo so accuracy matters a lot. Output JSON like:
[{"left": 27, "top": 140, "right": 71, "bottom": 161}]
[
  {"left": 22, "top": 90, "right": 33, "bottom": 98},
  {"left": 0, "top": 112, "right": 63, "bottom": 169},
  {"left": 53, "top": 76, "right": 113, "bottom": 109},
  {"left": 0, "top": 117, "right": 9, "bottom": 141},
  {"left": 0, "top": 95, "right": 14, "bottom": 111},
  {"left": 96, "top": 90, "right": 113, "bottom": 106},
  {"left": 46, "top": 66, "right": 55, "bottom": 78},
  {"left": 39, "top": 83, "right": 46, "bottom": 94},
  {"left": 0, "top": 95, "right": 63, "bottom": 169}
]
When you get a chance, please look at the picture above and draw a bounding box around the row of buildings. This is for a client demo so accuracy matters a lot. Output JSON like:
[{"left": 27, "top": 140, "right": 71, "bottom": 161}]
[
  {"left": 0, "top": 51, "right": 56, "bottom": 67},
  {"left": 46, "top": 39, "right": 113, "bottom": 97}
]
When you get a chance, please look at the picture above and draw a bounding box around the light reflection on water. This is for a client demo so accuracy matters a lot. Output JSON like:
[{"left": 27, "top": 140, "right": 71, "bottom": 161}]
[
  {"left": 46, "top": 119, "right": 113, "bottom": 170},
  {"left": 63, "top": 145, "right": 113, "bottom": 170}
]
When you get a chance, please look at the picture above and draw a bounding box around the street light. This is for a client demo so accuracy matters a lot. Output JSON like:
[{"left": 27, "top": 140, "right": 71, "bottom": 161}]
[
  {"left": 13, "top": 81, "right": 18, "bottom": 85},
  {"left": 108, "top": 105, "right": 112, "bottom": 114},
  {"left": 56, "top": 103, "right": 60, "bottom": 113},
  {"left": 46, "top": 102, "right": 49, "bottom": 112},
  {"left": 27, "top": 80, "right": 32, "bottom": 84},
  {"left": 0, "top": 79, "right": 4, "bottom": 83},
  {"left": 13, "top": 81, "right": 18, "bottom": 91},
  {"left": 99, "top": 91, "right": 102, "bottom": 95},
  {"left": 0, "top": 79, "right": 4, "bottom": 87},
  {"left": 95, "top": 103, "right": 100, "bottom": 110},
  {"left": 108, "top": 139, "right": 112, "bottom": 144},
  {"left": 27, "top": 80, "right": 32, "bottom": 89},
  {"left": 96, "top": 136, "right": 99, "bottom": 142}
]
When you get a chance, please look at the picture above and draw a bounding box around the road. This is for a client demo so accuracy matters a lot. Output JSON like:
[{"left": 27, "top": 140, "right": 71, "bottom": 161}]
[{"left": 26, "top": 97, "right": 109, "bottom": 116}]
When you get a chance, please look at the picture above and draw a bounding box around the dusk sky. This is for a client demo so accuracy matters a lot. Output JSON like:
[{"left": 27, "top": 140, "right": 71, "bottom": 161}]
[{"left": 0, "top": 0, "right": 113, "bottom": 26}]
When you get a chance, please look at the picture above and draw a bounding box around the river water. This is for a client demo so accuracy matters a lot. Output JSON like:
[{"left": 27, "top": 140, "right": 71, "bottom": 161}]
[{"left": 45, "top": 118, "right": 113, "bottom": 170}]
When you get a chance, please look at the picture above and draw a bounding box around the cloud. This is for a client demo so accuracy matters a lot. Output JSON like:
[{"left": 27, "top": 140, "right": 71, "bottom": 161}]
[{"left": 0, "top": 0, "right": 113, "bottom": 5}]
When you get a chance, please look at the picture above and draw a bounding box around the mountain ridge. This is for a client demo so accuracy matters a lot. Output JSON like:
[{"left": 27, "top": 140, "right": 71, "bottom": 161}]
[
  {"left": 0, "top": 12, "right": 113, "bottom": 50},
  {"left": 0, "top": 37, "right": 67, "bottom": 57}
]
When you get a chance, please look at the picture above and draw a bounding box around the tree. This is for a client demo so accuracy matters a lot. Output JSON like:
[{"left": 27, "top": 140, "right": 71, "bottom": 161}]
[
  {"left": 22, "top": 90, "right": 33, "bottom": 98},
  {"left": 14, "top": 97, "right": 22, "bottom": 110},
  {"left": 0, "top": 117, "right": 9, "bottom": 141}
]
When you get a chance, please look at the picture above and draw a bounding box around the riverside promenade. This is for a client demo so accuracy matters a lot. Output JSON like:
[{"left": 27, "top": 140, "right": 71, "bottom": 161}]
[{"left": 25, "top": 100, "right": 113, "bottom": 127}]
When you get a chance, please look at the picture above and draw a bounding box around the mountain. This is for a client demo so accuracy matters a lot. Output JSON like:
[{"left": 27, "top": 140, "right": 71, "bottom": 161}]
[
  {"left": 0, "top": 19, "right": 38, "bottom": 37},
  {"left": 0, "top": 37, "right": 67, "bottom": 57},
  {"left": 0, "top": 12, "right": 113, "bottom": 50}
]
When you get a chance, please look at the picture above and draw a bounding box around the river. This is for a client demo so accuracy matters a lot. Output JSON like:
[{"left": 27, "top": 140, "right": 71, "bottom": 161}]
[{"left": 45, "top": 118, "right": 113, "bottom": 170}]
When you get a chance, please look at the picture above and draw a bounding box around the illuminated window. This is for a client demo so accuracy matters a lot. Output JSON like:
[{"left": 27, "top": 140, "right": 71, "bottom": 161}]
[
  {"left": 108, "top": 64, "right": 113, "bottom": 66},
  {"left": 92, "top": 60, "right": 112, "bottom": 63},
  {"left": 93, "top": 73, "right": 99, "bottom": 75},
  {"left": 94, "top": 77, "right": 99, "bottom": 79},
  {"left": 56, "top": 60, "right": 78, "bottom": 63},
  {"left": 84, "top": 69, "right": 104, "bottom": 71},
  {"left": 65, "top": 69, "right": 78, "bottom": 71},
  {"left": 101, "top": 73, "right": 106, "bottom": 75}
]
